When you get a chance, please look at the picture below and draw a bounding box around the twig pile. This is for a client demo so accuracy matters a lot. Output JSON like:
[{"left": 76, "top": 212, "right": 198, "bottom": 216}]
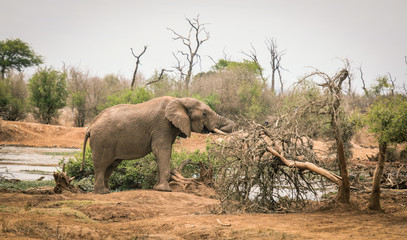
[{"left": 212, "top": 119, "right": 339, "bottom": 213}]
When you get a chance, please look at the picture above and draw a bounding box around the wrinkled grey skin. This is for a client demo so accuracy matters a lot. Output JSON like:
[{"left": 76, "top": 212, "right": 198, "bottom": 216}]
[{"left": 81, "top": 96, "right": 234, "bottom": 194}]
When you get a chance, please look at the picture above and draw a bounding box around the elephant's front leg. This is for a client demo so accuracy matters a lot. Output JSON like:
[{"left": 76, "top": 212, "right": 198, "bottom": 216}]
[{"left": 152, "top": 144, "right": 172, "bottom": 192}]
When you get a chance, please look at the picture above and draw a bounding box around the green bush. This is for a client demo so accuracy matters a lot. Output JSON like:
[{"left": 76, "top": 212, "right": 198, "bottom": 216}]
[
  {"left": 191, "top": 93, "right": 220, "bottom": 111},
  {"left": 171, "top": 149, "right": 209, "bottom": 178},
  {"left": 28, "top": 67, "right": 67, "bottom": 124},
  {"left": 98, "top": 87, "right": 152, "bottom": 111},
  {"left": 0, "top": 78, "right": 27, "bottom": 120},
  {"left": 63, "top": 145, "right": 212, "bottom": 192},
  {"left": 110, "top": 155, "right": 157, "bottom": 191},
  {"left": 62, "top": 147, "right": 93, "bottom": 178}
]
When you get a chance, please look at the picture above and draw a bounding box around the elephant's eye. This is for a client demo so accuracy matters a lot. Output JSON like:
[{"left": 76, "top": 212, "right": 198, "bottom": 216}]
[{"left": 203, "top": 111, "right": 207, "bottom": 117}]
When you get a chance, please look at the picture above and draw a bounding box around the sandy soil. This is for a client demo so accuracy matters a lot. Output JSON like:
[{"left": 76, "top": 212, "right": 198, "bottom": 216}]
[
  {"left": 0, "top": 189, "right": 406, "bottom": 240},
  {"left": 0, "top": 120, "right": 406, "bottom": 239}
]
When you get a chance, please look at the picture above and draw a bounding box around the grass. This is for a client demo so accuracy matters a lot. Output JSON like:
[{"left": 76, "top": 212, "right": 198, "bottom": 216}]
[
  {"left": 42, "top": 151, "right": 79, "bottom": 156},
  {"left": 29, "top": 207, "right": 95, "bottom": 223},
  {"left": 0, "top": 205, "right": 19, "bottom": 213},
  {"left": 0, "top": 179, "right": 55, "bottom": 190},
  {"left": 20, "top": 169, "right": 52, "bottom": 175},
  {"left": 47, "top": 200, "right": 95, "bottom": 208}
]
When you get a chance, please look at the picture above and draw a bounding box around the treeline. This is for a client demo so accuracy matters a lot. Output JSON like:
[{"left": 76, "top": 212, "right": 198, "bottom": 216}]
[
  {"left": 0, "top": 51, "right": 405, "bottom": 129},
  {"left": 1, "top": 59, "right": 270, "bottom": 126}
]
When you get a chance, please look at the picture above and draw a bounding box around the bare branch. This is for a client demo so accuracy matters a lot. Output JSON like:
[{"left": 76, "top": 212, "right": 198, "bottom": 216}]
[
  {"left": 167, "top": 15, "right": 210, "bottom": 91},
  {"left": 357, "top": 66, "right": 369, "bottom": 97},
  {"left": 130, "top": 45, "right": 148, "bottom": 89},
  {"left": 387, "top": 72, "right": 396, "bottom": 95},
  {"left": 242, "top": 43, "right": 267, "bottom": 84},
  {"left": 144, "top": 68, "right": 172, "bottom": 87}
]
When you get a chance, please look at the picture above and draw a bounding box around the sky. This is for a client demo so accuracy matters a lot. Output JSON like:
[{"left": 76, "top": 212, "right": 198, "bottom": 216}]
[{"left": 1, "top": 0, "right": 406, "bottom": 92}]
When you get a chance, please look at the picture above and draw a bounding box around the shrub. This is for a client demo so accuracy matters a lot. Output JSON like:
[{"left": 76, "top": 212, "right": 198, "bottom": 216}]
[
  {"left": 63, "top": 146, "right": 212, "bottom": 192},
  {"left": 145, "top": 70, "right": 182, "bottom": 97},
  {"left": 28, "top": 67, "right": 67, "bottom": 124},
  {"left": 190, "top": 60, "right": 271, "bottom": 121},
  {"left": 99, "top": 87, "right": 152, "bottom": 111},
  {"left": 191, "top": 93, "right": 220, "bottom": 111},
  {"left": 0, "top": 74, "right": 27, "bottom": 120}
]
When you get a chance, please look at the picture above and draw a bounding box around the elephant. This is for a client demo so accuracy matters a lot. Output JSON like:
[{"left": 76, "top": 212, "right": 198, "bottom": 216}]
[{"left": 81, "top": 96, "right": 235, "bottom": 194}]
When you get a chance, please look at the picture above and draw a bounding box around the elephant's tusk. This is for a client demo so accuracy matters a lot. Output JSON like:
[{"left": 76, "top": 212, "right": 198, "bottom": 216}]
[
  {"left": 217, "top": 218, "right": 231, "bottom": 227},
  {"left": 213, "top": 128, "right": 228, "bottom": 135}
]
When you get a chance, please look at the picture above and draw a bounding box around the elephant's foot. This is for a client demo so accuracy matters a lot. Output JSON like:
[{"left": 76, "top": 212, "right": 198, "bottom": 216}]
[
  {"left": 94, "top": 187, "right": 110, "bottom": 194},
  {"left": 154, "top": 182, "right": 172, "bottom": 192}
]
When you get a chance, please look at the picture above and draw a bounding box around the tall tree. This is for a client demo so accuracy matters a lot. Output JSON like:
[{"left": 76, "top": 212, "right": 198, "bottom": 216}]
[
  {"left": 0, "top": 38, "right": 43, "bottom": 80},
  {"left": 28, "top": 67, "right": 67, "bottom": 124},
  {"left": 167, "top": 15, "right": 210, "bottom": 91}
]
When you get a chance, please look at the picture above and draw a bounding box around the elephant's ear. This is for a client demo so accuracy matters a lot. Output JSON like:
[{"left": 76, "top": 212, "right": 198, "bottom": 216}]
[{"left": 165, "top": 98, "right": 191, "bottom": 138}]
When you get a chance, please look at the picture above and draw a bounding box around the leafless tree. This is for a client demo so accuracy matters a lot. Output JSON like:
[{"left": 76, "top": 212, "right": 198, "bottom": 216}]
[
  {"left": 242, "top": 43, "right": 267, "bottom": 84},
  {"left": 130, "top": 46, "right": 147, "bottom": 90},
  {"left": 266, "top": 38, "right": 286, "bottom": 94},
  {"left": 301, "top": 67, "right": 351, "bottom": 204},
  {"left": 167, "top": 15, "right": 210, "bottom": 91}
]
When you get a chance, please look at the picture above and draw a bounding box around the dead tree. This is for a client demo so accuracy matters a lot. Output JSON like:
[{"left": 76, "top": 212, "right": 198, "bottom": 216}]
[
  {"left": 301, "top": 68, "right": 351, "bottom": 204},
  {"left": 266, "top": 38, "right": 285, "bottom": 94},
  {"left": 167, "top": 15, "right": 210, "bottom": 91},
  {"left": 130, "top": 46, "right": 147, "bottom": 90},
  {"left": 242, "top": 43, "right": 267, "bottom": 84},
  {"left": 213, "top": 119, "right": 342, "bottom": 213}
]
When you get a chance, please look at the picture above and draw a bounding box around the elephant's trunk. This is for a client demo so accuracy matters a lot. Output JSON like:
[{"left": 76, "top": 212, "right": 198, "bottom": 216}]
[{"left": 210, "top": 113, "right": 235, "bottom": 134}]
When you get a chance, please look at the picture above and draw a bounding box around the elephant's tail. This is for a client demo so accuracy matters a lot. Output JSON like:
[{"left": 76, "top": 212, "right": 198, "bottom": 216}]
[{"left": 80, "top": 130, "right": 90, "bottom": 172}]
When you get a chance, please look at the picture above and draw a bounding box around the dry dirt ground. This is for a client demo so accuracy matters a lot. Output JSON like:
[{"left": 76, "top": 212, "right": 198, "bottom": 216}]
[{"left": 0, "top": 120, "right": 406, "bottom": 239}]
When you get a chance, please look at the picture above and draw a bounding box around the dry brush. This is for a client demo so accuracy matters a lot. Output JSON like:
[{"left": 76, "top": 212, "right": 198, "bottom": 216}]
[{"left": 211, "top": 119, "right": 341, "bottom": 213}]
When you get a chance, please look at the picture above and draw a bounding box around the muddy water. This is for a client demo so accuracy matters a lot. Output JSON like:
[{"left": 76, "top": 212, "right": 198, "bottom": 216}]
[{"left": 0, "top": 146, "right": 80, "bottom": 180}]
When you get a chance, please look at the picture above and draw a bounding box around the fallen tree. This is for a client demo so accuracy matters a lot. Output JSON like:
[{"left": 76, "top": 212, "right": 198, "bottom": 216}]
[{"left": 212, "top": 119, "right": 342, "bottom": 213}]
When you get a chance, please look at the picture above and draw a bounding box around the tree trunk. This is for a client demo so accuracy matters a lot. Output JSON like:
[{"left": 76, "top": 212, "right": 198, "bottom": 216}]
[
  {"left": 1, "top": 68, "right": 5, "bottom": 80},
  {"left": 368, "top": 142, "right": 387, "bottom": 210},
  {"left": 335, "top": 136, "right": 351, "bottom": 203},
  {"left": 262, "top": 134, "right": 342, "bottom": 185}
]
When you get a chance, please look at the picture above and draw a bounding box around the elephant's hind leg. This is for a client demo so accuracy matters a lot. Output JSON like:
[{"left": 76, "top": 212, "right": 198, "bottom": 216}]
[
  {"left": 93, "top": 149, "right": 114, "bottom": 194},
  {"left": 104, "top": 159, "right": 122, "bottom": 189}
]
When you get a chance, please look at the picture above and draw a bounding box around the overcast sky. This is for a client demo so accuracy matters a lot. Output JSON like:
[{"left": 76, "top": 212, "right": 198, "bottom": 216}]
[{"left": 2, "top": 0, "right": 406, "bottom": 92}]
